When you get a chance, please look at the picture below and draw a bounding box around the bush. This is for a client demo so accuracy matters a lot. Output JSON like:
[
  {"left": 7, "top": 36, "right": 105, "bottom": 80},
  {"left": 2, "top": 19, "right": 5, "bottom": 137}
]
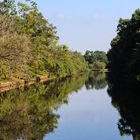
[
  {"left": 93, "top": 61, "right": 106, "bottom": 70},
  {"left": 0, "top": 33, "right": 32, "bottom": 79}
]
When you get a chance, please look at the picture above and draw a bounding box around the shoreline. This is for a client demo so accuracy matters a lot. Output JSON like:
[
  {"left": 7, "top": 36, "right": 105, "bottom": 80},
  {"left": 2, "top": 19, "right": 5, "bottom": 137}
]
[
  {"left": 92, "top": 69, "right": 109, "bottom": 72},
  {"left": 0, "top": 75, "right": 56, "bottom": 93},
  {"left": 0, "top": 70, "right": 106, "bottom": 93}
]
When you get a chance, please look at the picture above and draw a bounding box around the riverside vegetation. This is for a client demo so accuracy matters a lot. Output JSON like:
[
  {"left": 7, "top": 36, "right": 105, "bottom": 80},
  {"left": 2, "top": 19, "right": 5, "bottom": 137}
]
[
  {"left": 0, "top": 0, "right": 109, "bottom": 84},
  {"left": 84, "top": 50, "right": 108, "bottom": 71},
  {"left": 0, "top": 0, "right": 87, "bottom": 82},
  {"left": 0, "top": 1, "right": 140, "bottom": 140},
  {"left": 107, "top": 9, "right": 140, "bottom": 84}
]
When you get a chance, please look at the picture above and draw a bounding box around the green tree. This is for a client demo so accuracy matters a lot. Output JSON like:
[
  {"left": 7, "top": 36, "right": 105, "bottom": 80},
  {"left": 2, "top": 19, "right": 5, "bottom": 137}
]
[
  {"left": 0, "top": 0, "right": 17, "bottom": 15},
  {"left": 84, "top": 50, "right": 108, "bottom": 70},
  {"left": 107, "top": 9, "right": 140, "bottom": 82},
  {"left": 0, "top": 0, "right": 87, "bottom": 81}
]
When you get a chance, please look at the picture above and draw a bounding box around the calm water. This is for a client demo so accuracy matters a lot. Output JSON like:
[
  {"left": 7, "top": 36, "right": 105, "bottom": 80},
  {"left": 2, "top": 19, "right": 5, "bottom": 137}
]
[
  {"left": 45, "top": 87, "right": 130, "bottom": 140},
  {"left": 0, "top": 72, "right": 138, "bottom": 140}
]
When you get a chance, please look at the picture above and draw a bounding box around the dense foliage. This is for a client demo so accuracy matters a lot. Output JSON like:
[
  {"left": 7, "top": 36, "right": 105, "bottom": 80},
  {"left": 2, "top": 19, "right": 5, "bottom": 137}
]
[
  {"left": 84, "top": 50, "right": 108, "bottom": 70},
  {"left": 107, "top": 9, "right": 140, "bottom": 83},
  {"left": 0, "top": 0, "right": 87, "bottom": 81}
]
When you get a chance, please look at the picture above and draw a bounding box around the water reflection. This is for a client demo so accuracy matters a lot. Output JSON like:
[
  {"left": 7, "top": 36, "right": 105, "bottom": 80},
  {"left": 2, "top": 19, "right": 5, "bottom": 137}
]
[
  {"left": 108, "top": 73, "right": 140, "bottom": 140},
  {"left": 1, "top": 71, "right": 138, "bottom": 140},
  {"left": 85, "top": 71, "right": 107, "bottom": 90},
  {"left": 0, "top": 72, "right": 108, "bottom": 140},
  {"left": 0, "top": 74, "right": 88, "bottom": 140}
]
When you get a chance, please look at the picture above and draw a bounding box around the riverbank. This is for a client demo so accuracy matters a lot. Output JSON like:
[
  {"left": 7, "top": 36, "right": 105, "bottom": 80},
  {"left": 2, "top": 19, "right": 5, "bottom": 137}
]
[
  {"left": 0, "top": 1, "right": 87, "bottom": 86},
  {"left": 0, "top": 71, "right": 88, "bottom": 93},
  {"left": 0, "top": 74, "right": 63, "bottom": 93},
  {"left": 92, "top": 69, "right": 109, "bottom": 72}
]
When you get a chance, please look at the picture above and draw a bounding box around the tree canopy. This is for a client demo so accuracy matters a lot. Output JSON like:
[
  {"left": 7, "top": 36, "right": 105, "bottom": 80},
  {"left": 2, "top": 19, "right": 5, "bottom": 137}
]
[
  {"left": 0, "top": 0, "right": 87, "bottom": 81},
  {"left": 84, "top": 50, "right": 108, "bottom": 70},
  {"left": 107, "top": 9, "right": 140, "bottom": 83}
]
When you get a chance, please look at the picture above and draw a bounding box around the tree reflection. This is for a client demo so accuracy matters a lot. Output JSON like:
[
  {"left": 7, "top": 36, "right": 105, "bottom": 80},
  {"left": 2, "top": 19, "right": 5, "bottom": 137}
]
[
  {"left": 85, "top": 71, "right": 107, "bottom": 90},
  {"left": 108, "top": 73, "right": 140, "bottom": 140},
  {"left": 0, "top": 74, "right": 87, "bottom": 140}
]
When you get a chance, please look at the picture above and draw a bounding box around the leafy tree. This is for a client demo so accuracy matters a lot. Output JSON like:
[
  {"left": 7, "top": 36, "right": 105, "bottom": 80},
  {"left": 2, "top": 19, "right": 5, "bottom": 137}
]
[
  {"left": 93, "top": 61, "right": 106, "bottom": 70},
  {"left": 0, "top": 0, "right": 17, "bottom": 15},
  {"left": 0, "top": 33, "right": 32, "bottom": 79},
  {"left": 17, "top": 0, "right": 58, "bottom": 46},
  {"left": 84, "top": 50, "right": 108, "bottom": 70},
  {"left": 93, "top": 51, "right": 108, "bottom": 64},
  {"left": 84, "top": 50, "right": 94, "bottom": 64},
  {"left": 107, "top": 9, "right": 140, "bottom": 83},
  {"left": 0, "top": 0, "right": 87, "bottom": 81},
  {"left": 0, "top": 14, "right": 15, "bottom": 36}
]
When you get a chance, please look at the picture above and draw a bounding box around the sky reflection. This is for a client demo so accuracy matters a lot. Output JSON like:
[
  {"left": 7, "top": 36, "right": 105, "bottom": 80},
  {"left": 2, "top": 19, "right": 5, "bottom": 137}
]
[{"left": 44, "top": 86, "right": 132, "bottom": 140}]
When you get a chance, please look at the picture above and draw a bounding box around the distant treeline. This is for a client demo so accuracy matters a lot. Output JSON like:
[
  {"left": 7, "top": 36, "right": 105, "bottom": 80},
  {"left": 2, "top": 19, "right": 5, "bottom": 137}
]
[
  {"left": 0, "top": 0, "right": 87, "bottom": 81},
  {"left": 107, "top": 9, "right": 140, "bottom": 83},
  {"left": 84, "top": 50, "right": 108, "bottom": 70}
]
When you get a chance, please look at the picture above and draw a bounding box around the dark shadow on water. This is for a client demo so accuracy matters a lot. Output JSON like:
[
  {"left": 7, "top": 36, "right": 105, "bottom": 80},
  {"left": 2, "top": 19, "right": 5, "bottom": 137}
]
[{"left": 107, "top": 72, "right": 140, "bottom": 140}]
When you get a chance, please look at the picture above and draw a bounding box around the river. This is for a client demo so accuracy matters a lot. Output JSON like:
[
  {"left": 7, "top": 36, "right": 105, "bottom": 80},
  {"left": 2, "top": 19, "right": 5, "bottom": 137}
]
[{"left": 0, "top": 72, "right": 138, "bottom": 140}]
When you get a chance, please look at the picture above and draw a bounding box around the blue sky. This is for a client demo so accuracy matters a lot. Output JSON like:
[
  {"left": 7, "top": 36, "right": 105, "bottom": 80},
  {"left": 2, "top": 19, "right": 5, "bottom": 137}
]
[{"left": 35, "top": 0, "right": 140, "bottom": 53}]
